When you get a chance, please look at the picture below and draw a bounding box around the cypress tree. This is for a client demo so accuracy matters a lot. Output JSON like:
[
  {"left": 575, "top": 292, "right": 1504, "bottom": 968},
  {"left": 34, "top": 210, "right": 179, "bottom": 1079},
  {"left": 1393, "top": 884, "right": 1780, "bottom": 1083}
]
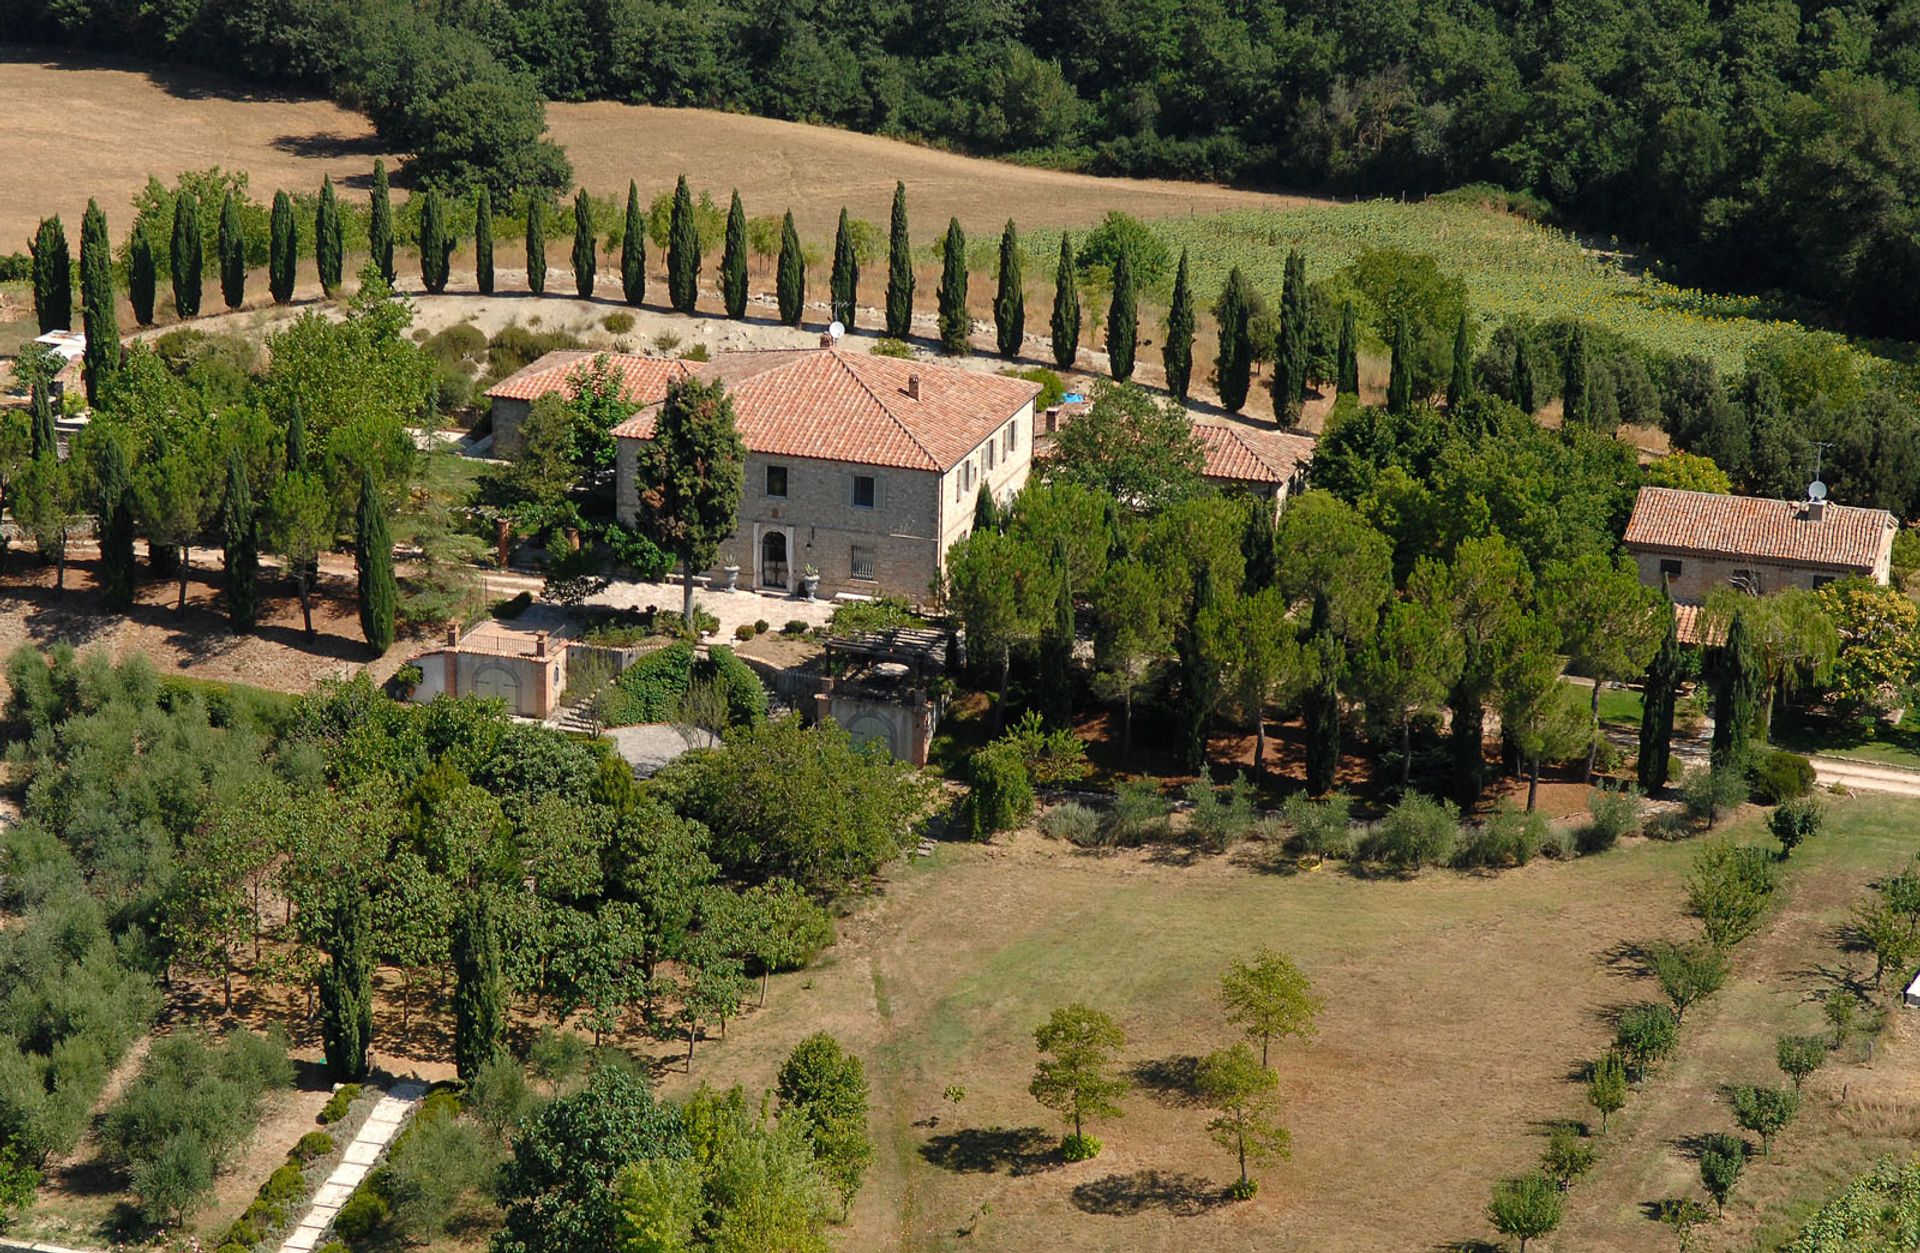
[
  {"left": 355, "top": 469, "right": 397, "bottom": 654},
  {"left": 720, "top": 190, "right": 747, "bottom": 319},
  {"left": 1163, "top": 247, "right": 1195, "bottom": 401},
  {"left": 171, "top": 190, "right": 202, "bottom": 318},
  {"left": 30, "top": 381, "right": 56, "bottom": 462},
  {"left": 1514, "top": 334, "right": 1537, "bottom": 413},
  {"left": 1336, "top": 299, "right": 1359, "bottom": 396},
  {"left": 129, "top": 228, "right": 157, "bottom": 326},
  {"left": 1274, "top": 251, "right": 1308, "bottom": 421},
  {"left": 1638, "top": 592, "right": 1680, "bottom": 792},
  {"left": 222, "top": 448, "right": 259, "bottom": 630},
  {"left": 885, "top": 180, "right": 914, "bottom": 339},
  {"left": 993, "top": 219, "right": 1023, "bottom": 358},
  {"left": 368, "top": 159, "right": 394, "bottom": 283},
  {"left": 1448, "top": 309, "right": 1472, "bottom": 409},
  {"left": 1241, "top": 492, "right": 1278, "bottom": 593},
  {"left": 474, "top": 187, "right": 495, "bottom": 296},
  {"left": 218, "top": 191, "right": 245, "bottom": 311},
  {"left": 419, "top": 187, "right": 451, "bottom": 294},
  {"left": 1051, "top": 232, "right": 1079, "bottom": 370},
  {"left": 31, "top": 216, "right": 71, "bottom": 333},
  {"left": 776, "top": 210, "right": 805, "bottom": 327},
  {"left": 1710, "top": 607, "right": 1762, "bottom": 774},
  {"left": 1177, "top": 561, "right": 1221, "bottom": 771},
  {"left": 316, "top": 177, "right": 343, "bottom": 296},
  {"left": 286, "top": 397, "right": 308, "bottom": 474},
  {"left": 667, "top": 174, "right": 699, "bottom": 314},
  {"left": 1386, "top": 317, "right": 1413, "bottom": 415},
  {"left": 571, "top": 187, "right": 596, "bottom": 299},
  {"left": 451, "top": 891, "right": 507, "bottom": 1081},
  {"left": 1038, "top": 538, "right": 1075, "bottom": 729},
  {"left": 525, "top": 194, "right": 548, "bottom": 295},
  {"left": 97, "top": 433, "right": 137, "bottom": 610},
  {"left": 830, "top": 207, "right": 859, "bottom": 328},
  {"left": 1107, "top": 248, "right": 1136, "bottom": 380},
  {"left": 268, "top": 190, "right": 295, "bottom": 304},
  {"left": 1563, "top": 324, "right": 1590, "bottom": 427},
  {"left": 79, "top": 199, "right": 120, "bottom": 406},
  {"left": 1215, "top": 267, "right": 1253, "bottom": 412},
  {"left": 621, "top": 180, "right": 646, "bottom": 307},
  {"left": 318, "top": 887, "right": 373, "bottom": 1082},
  {"left": 1303, "top": 595, "right": 1341, "bottom": 795},
  {"left": 937, "top": 217, "right": 970, "bottom": 354},
  {"left": 972, "top": 481, "right": 1000, "bottom": 533}
]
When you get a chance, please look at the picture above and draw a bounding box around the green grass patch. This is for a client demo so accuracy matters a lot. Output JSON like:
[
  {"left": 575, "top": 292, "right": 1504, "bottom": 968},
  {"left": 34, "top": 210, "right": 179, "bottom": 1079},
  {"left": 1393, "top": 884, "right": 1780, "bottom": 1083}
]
[
  {"left": 1770, "top": 707, "right": 1920, "bottom": 771},
  {"left": 1595, "top": 684, "right": 1644, "bottom": 727}
]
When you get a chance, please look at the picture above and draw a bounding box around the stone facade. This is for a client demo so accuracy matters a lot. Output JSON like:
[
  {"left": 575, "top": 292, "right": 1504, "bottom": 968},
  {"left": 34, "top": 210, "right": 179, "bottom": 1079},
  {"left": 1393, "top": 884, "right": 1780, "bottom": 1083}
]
[
  {"left": 1627, "top": 549, "right": 1880, "bottom": 601},
  {"left": 490, "top": 396, "right": 533, "bottom": 458}
]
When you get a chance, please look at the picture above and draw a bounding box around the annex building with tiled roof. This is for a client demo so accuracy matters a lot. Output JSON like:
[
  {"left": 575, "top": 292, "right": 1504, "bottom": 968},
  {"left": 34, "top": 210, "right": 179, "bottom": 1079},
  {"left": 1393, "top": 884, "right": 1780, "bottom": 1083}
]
[
  {"left": 1623, "top": 485, "right": 1897, "bottom": 637},
  {"left": 1191, "top": 423, "right": 1315, "bottom": 506},
  {"left": 488, "top": 346, "right": 1040, "bottom": 599}
]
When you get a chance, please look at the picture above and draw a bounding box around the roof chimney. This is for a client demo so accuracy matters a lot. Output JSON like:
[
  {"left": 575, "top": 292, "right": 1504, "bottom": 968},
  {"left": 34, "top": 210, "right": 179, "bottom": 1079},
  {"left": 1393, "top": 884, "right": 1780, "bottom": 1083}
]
[
  {"left": 446, "top": 622, "right": 460, "bottom": 647},
  {"left": 907, "top": 373, "right": 921, "bottom": 400},
  {"left": 819, "top": 330, "right": 835, "bottom": 349},
  {"left": 534, "top": 630, "right": 549, "bottom": 659},
  {"left": 1807, "top": 498, "right": 1825, "bottom": 522}
]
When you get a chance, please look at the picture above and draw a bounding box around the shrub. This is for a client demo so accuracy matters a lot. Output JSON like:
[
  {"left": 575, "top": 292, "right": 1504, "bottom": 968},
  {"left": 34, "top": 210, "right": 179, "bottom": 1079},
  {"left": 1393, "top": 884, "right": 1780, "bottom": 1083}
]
[
  {"left": 1003, "top": 365, "right": 1067, "bottom": 409},
  {"left": 1644, "top": 809, "right": 1692, "bottom": 841},
  {"left": 964, "top": 742, "right": 1034, "bottom": 839},
  {"left": 384, "top": 1113, "right": 498, "bottom": 1240},
  {"left": 262, "top": 1162, "right": 305, "bottom": 1202},
  {"left": 1039, "top": 801, "right": 1100, "bottom": 844},
  {"left": 603, "top": 311, "right": 635, "bottom": 334},
  {"left": 333, "top": 1185, "right": 391, "bottom": 1240},
  {"left": 1769, "top": 796, "right": 1824, "bottom": 858},
  {"left": 1614, "top": 1003, "right": 1679, "bottom": 1079},
  {"left": 1541, "top": 1124, "right": 1596, "bottom": 1189},
  {"left": 319, "top": 1084, "right": 362, "bottom": 1124},
  {"left": 599, "top": 641, "right": 695, "bottom": 726},
  {"left": 1750, "top": 749, "right": 1815, "bottom": 803},
  {"left": 1579, "top": 783, "right": 1642, "bottom": 853},
  {"left": 829, "top": 595, "right": 928, "bottom": 635},
  {"left": 1680, "top": 763, "right": 1748, "bottom": 826},
  {"left": 1185, "top": 774, "right": 1257, "bottom": 851},
  {"left": 753, "top": 619, "right": 769, "bottom": 634},
  {"left": 1539, "top": 825, "right": 1576, "bottom": 860},
  {"left": 1061, "top": 1133, "right": 1102, "bottom": 1162},
  {"left": 871, "top": 337, "right": 913, "bottom": 358},
  {"left": 702, "top": 645, "right": 768, "bottom": 726},
  {"left": 734, "top": 623, "right": 756, "bottom": 641},
  {"left": 1282, "top": 792, "right": 1353, "bottom": 860},
  {"left": 1099, "top": 779, "right": 1173, "bottom": 845},
  {"left": 220, "top": 1219, "right": 262, "bottom": 1248},
  {"left": 783, "top": 619, "right": 811, "bottom": 635},
  {"left": 1456, "top": 802, "right": 1546, "bottom": 868},
  {"left": 1687, "top": 841, "right": 1779, "bottom": 948},
  {"left": 1362, "top": 794, "right": 1459, "bottom": 869},
  {"left": 680, "top": 343, "right": 711, "bottom": 361}
]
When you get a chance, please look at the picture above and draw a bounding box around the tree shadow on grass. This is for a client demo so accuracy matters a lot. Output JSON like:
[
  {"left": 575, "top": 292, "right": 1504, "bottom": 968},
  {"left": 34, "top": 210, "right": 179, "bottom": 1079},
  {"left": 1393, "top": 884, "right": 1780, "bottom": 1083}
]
[
  {"left": 919, "top": 1126, "right": 1059, "bottom": 1177},
  {"left": 1130, "top": 1055, "right": 1205, "bottom": 1108},
  {"left": 1069, "top": 1170, "right": 1227, "bottom": 1218},
  {"left": 1430, "top": 1241, "right": 1502, "bottom": 1253}
]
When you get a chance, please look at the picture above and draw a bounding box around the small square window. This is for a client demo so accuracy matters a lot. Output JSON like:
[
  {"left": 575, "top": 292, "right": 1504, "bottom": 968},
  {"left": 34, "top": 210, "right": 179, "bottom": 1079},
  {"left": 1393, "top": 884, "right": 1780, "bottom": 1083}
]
[
  {"left": 851, "top": 545, "right": 875, "bottom": 580},
  {"left": 766, "top": 465, "right": 788, "bottom": 497},
  {"left": 1658, "top": 558, "right": 1683, "bottom": 578},
  {"left": 986, "top": 442, "right": 996, "bottom": 471},
  {"left": 1006, "top": 422, "right": 1017, "bottom": 453},
  {"left": 852, "top": 475, "right": 876, "bottom": 509},
  {"left": 1813, "top": 574, "right": 1836, "bottom": 589}
]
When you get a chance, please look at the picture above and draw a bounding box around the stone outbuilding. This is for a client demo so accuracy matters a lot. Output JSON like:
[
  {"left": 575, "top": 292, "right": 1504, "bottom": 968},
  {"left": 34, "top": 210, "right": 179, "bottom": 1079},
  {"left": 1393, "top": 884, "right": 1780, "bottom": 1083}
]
[{"left": 404, "top": 612, "right": 578, "bottom": 720}]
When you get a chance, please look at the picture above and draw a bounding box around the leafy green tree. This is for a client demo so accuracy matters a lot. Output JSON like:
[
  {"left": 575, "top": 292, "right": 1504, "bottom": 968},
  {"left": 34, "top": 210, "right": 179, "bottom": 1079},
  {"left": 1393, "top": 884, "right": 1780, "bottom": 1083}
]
[
  {"left": 1163, "top": 248, "right": 1196, "bottom": 401},
  {"left": 170, "top": 188, "right": 203, "bottom": 318},
  {"left": 1219, "top": 948, "right": 1320, "bottom": 1067},
  {"left": 221, "top": 448, "right": 259, "bottom": 630},
  {"left": 937, "top": 217, "right": 969, "bottom": 354},
  {"left": 1051, "top": 232, "right": 1079, "bottom": 369},
  {"left": 1091, "top": 558, "right": 1176, "bottom": 762},
  {"left": 1543, "top": 554, "right": 1665, "bottom": 779},
  {"left": 96, "top": 432, "right": 137, "bottom": 610},
  {"left": 1301, "top": 597, "right": 1343, "bottom": 794},
  {"left": 264, "top": 469, "right": 332, "bottom": 631},
  {"left": 1815, "top": 579, "right": 1920, "bottom": 721},
  {"left": 369, "top": 159, "right": 395, "bottom": 283},
  {"left": 776, "top": 210, "right": 805, "bottom": 326},
  {"left": 572, "top": 188, "right": 596, "bottom": 298},
  {"left": 452, "top": 891, "right": 507, "bottom": 1081},
  {"left": 1587, "top": 1053, "right": 1627, "bottom": 1133},
  {"left": 1487, "top": 1173, "right": 1561, "bottom": 1252},
  {"left": 1699, "top": 1132, "right": 1744, "bottom": 1213},
  {"left": 420, "top": 187, "right": 452, "bottom": 294},
  {"left": 0, "top": 1146, "right": 37, "bottom": 1227},
  {"left": 1356, "top": 597, "right": 1465, "bottom": 789},
  {"left": 719, "top": 190, "right": 746, "bottom": 319},
  {"left": 1729, "top": 1084, "right": 1797, "bottom": 1157},
  {"left": 1776, "top": 1034, "right": 1825, "bottom": 1092},
  {"left": 993, "top": 219, "right": 1023, "bottom": 357},
  {"left": 1215, "top": 267, "right": 1254, "bottom": 411},
  {"left": 1030, "top": 1004, "right": 1128, "bottom": 1159},
  {"left": 667, "top": 175, "right": 699, "bottom": 314},
  {"left": 1514, "top": 331, "right": 1536, "bottom": 412},
  {"left": 885, "top": 181, "right": 913, "bottom": 339},
  {"left": 634, "top": 377, "right": 746, "bottom": 623},
  {"left": 269, "top": 190, "right": 295, "bottom": 304},
  {"left": 830, "top": 207, "right": 859, "bottom": 329},
  {"left": 622, "top": 181, "right": 646, "bottom": 306},
  {"left": 1541, "top": 1125, "right": 1596, "bottom": 1190},
  {"left": 1448, "top": 310, "right": 1472, "bottom": 409},
  {"left": 129, "top": 227, "right": 157, "bottom": 325},
  {"left": 1336, "top": 299, "right": 1359, "bottom": 396},
  {"left": 1386, "top": 316, "right": 1413, "bottom": 414},
  {"left": 1639, "top": 593, "right": 1682, "bottom": 791},
  {"left": 1649, "top": 942, "right": 1727, "bottom": 1023},
  {"left": 1048, "top": 379, "right": 1203, "bottom": 509},
  {"left": 1037, "top": 537, "right": 1074, "bottom": 728},
  {"left": 475, "top": 187, "right": 495, "bottom": 296},
  {"left": 1769, "top": 796, "right": 1823, "bottom": 858},
  {"left": 776, "top": 1032, "right": 872, "bottom": 1212},
  {"left": 316, "top": 176, "right": 343, "bottom": 296},
  {"left": 14, "top": 453, "right": 79, "bottom": 590},
  {"left": 526, "top": 194, "right": 548, "bottom": 295},
  {"left": 1205, "top": 585, "right": 1300, "bottom": 776},
  {"left": 356, "top": 468, "right": 397, "bottom": 654},
  {"left": 944, "top": 528, "right": 1051, "bottom": 730},
  {"left": 1196, "top": 1044, "right": 1289, "bottom": 1199},
  {"left": 319, "top": 886, "right": 373, "bottom": 1081},
  {"left": 1616, "top": 1003, "right": 1680, "bottom": 1081},
  {"left": 1688, "top": 841, "right": 1778, "bottom": 947},
  {"left": 79, "top": 199, "right": 121, "bottom": 404},
  {"left": 31, "top": 215, "right": 71, "bottom": 333},
  {"left": 1106, "top": 248, "right": 1135, "bottom": 380},
  {"left": 1410, "top": 535, "right": 1531, "bottom": 806},
  {"left": 133, "top": 430, "right": 212, "bottom": 613}
]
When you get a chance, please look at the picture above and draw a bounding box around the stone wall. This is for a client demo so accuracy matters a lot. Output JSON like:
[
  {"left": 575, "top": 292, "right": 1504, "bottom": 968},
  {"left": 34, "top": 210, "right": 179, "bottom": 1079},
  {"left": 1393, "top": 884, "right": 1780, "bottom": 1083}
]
[{"left": 1628, "top": 548, "right": 1871, "bottom": 601}]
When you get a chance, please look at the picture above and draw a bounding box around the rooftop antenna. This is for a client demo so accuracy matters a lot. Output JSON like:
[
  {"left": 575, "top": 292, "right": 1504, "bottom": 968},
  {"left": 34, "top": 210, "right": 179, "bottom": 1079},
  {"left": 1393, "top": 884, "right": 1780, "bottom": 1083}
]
[
  {"left": 1809, "top": 440, "right": 1832, "bottom": 502},
  {"left": 827, "top": 321, "right": 845, "bottom": 342}
]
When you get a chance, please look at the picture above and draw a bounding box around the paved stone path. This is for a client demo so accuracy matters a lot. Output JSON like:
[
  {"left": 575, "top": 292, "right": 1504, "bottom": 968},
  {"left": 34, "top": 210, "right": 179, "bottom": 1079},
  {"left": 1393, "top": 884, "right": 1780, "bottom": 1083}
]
[{"left": 277, "top": 1081, "right": 427, "bottom": 1253}]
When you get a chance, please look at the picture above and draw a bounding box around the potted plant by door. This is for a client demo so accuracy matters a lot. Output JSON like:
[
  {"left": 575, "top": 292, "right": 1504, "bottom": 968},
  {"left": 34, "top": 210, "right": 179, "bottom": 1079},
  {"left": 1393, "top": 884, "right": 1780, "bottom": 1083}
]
[
  {"left": 721, "top": 550, "right": 740, "bottom": 592},
  {"left": 801, "top": 563, "right": 820, "bottom": 601}
]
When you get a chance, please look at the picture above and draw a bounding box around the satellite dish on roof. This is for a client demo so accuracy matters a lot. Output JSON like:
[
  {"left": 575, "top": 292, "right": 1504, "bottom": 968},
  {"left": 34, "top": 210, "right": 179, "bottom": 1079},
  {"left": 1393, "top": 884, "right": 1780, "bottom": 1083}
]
[
  {"left": 1809, "top": 480, "right": 1829, "bottom": 502},
  {"left": 827, "top": 321, "right": 845, "bottom": 341}
]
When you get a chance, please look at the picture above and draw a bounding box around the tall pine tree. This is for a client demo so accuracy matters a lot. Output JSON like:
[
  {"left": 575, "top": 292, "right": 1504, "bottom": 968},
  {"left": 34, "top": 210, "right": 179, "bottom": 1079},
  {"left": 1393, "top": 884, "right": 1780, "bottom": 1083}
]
[
  {"left": 368, "top": 160, "right": 394, "bottom": 283},
  {"left": 1177, "top": 561, "right": 1221, "bottom": 771},
  {"left": 1709, "top": 606, "right": 1761, "bottom": 774},
  {"left": 474, "top": 187, "right": 495, "bottom": 296},
  {"left": 1215, "top": 267, "right": 1253, "bottom": 412},
  {"left": 1514, "top": 334, "right": 1536, "bottom": 412},
  {"left": 621, "top": 181, "right": 646, "bottom": 306},
  {"left": 316, "top": 177, "right": 343, "bottom": 296},
  {"left": 318, "top": 887, "right": 373, "bottom": 1082},
  {"left": 420, "top": 188, "right": 451, "bottom": 293},
  {"left": 993, "top": 220, "right": 1023, "bottom": 358},
  {"left": 1106, "top": 249, "right": 1136, "bottom": 380},
  {"left": 572, "top": 188, "right": 596, "bottom": 298},
  {"left": 667, "top": 174, "right": 699, "bottom": 314},
  {"left": 972, "top": 481, "right": 1000, "bottom": 533},
  {"left": 720, "top": 190, "right": 747, "bottom": 319},
  {"left": 1050, "top": 232, "right": 1079, "bottom": 369},
  {"left": 1386, "top": 317, "right": 1413, "bottom": 414},
  {"left": 451, "top": 892, "right": 507, "bottom": 1081},
  {"left": 1039, "top": 538, "right": 1074, "bottom": 728},
  {"left": 218, "top": 191, "right": 246, "bottom": 310},
  {"left": 31, "top": 216, "right": 71, "bottom": 333},
  {"left": 129, "top": 228, "right": 157, "bottom": 326},
  {"left": 830, "top": 207, "right": 859, "bottom": 328},
  {"left": 170, "top": 189, "right": 202, "bottom": 318},
  {"left": 268, "top": 190, "right": 295, "bottom": 304},
  {"left": 885, "top": 181, "right": 914, "bottom": 339},
  {"left": 525, "top": 194, "right": 548, "bottom": 295},
  {"left": 355, "top": 469, "right": 397, "bottom": 654},
  {"left": 97, "top": 433, "right": 137, "bottom": 610},
  {"left": 79, "top": 199, "right": 120, "bottom": 405},
  {"left": 1273, "top": 251, "right": 1307, "bottom": 423},
  {"left": 1563, "top": 324, "right": 1590, "bottom": 427},
  {"left": 1163, "top": 248, "right": 1195, "bottom": 401},
  {"left": 937, "top": 218, "right": 969, "bottom": 354},
  {"left": 1303, "top": 595, "right": 1341, "bottom": 794},
  {"left": 777, "top": 210, "right": 805, "bottom": 327},
  {"left": 30, "top": 380, "right": 56, "bottom": 462},
  {"left": 1637, "top": 591, "right": 1680, "bottom": 792},
  {"left": 1447, "top": 310, "right": 1472, "bottom": 409},
  {"left": 222, "top": 448, "right": 259, "bottom": 630},
  {"left": 1336, "top": 299, "right": 1359, "bottom": 396}
]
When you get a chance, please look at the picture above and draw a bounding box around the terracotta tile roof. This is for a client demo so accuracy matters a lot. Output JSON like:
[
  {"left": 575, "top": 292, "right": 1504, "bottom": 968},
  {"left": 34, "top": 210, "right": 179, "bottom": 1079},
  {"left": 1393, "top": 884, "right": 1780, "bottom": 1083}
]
[
  {"left": 1195, "top": 423, "right": 1316, "bottom": 486},
  {"left": 606, "top": 350, "right": 1040, "bottom": 471},
  {"left": 1624, "top": 486, "right": 1895, "bottom": 571},
  {"left": 1673, "top": 603, "right": 1725, "bottom": 648},
  {"left": 485, "top": 350, "right": 695, "bottom": 404}
]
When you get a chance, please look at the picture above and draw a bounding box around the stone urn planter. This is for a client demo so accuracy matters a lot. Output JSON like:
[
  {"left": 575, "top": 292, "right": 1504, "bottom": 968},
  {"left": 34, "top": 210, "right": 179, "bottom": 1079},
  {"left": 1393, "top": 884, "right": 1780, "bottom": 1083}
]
[
  {"left": 722, "top": 564, "right": 740, "bottom": 592},
  {"left": 801, "top": 567, "right": 820, "bottom": 601}
]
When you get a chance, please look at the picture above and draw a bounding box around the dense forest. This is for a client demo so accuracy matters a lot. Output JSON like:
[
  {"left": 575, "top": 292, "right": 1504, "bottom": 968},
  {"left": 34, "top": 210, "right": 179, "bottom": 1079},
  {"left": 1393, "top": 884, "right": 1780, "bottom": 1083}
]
[{"left": 7, "top": 0, "right": 1920, "bottom": 340}]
